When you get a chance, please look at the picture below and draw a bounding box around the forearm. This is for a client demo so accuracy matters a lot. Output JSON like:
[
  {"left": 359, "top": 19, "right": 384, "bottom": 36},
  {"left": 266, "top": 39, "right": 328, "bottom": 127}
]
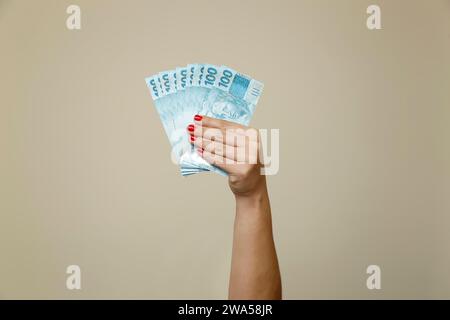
[
  {"left": 228, "top": 184, "right": 282, "bottom": 300},
  {"left": 188, "top": 116, "right": 281, "bottom": 299}
]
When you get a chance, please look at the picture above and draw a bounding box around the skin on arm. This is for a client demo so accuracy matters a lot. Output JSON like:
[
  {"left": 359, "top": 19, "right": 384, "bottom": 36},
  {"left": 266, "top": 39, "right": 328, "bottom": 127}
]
[{"left": 187, "top": 115, "right": 282, "bottom": 300}]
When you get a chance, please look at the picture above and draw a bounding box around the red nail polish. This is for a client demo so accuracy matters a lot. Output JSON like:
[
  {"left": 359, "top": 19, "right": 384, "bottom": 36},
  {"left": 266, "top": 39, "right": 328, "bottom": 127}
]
[
  {"left": 187, "top": 124, "right": 194, "bottom": 132},
  {"left": 190, "top": 135, "right": 195, "bottom": 142},
  {"left": 194, "top": 115, "right": 203, "bottom": 121}
]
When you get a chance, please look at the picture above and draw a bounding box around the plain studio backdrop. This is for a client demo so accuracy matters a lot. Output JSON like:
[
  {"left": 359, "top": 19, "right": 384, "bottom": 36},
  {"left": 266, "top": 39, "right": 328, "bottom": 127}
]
[{"left": 0, "top": 0, "right": 449, "bottom": 299}]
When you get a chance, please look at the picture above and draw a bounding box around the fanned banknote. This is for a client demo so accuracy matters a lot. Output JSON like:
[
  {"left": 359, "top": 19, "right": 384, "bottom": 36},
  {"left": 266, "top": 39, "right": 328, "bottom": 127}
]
[{"left": 145, "top": 64, "right": 263, "bottom": 176}]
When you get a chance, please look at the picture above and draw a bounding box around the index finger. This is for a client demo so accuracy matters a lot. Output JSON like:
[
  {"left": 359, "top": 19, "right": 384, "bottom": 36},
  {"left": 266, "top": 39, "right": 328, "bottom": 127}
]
[{"left": 194, "top": 115, "right": 244, "bottom": 130}]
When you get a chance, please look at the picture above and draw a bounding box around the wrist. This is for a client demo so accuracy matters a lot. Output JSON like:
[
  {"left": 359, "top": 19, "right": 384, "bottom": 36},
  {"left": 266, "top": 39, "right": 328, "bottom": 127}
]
[
  {"left": 234, "top": 183, "right": 270, "bottom": 217},
  {"left": 235, "top": 187, "right": 266, "bottom": 204},
  {"left": 234, "top": 177, "right": 267, "bottom": 198}
]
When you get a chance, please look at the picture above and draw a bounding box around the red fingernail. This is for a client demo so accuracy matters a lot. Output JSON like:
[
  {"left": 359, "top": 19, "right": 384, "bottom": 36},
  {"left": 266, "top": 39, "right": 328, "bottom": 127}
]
[
  {"left": 187, "top": 124, "right": 194, "bottom": 132},
  {"left": 194, "top": 115, "right": 203, "bottom": 121},
  {"left": 190, "top": 135, "right": 195, "bottom": 142}
]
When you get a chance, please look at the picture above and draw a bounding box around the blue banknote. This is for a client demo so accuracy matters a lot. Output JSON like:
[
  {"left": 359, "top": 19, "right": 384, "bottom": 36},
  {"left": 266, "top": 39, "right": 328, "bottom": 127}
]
[{"left": 145, "top": 64, "right": 264, "bottom": 176}]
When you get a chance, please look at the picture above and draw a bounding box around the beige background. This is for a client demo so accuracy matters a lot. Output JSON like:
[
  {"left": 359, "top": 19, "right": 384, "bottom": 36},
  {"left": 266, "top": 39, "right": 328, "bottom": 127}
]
[{"left": 0, "top": 0, "right": 449, "bottom": 299}]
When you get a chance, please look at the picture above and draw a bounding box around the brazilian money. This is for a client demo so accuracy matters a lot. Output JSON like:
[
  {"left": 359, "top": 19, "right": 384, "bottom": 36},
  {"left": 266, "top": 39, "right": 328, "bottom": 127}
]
[{"left": 145, "top": 64, "right": 264, "bottom": 176}]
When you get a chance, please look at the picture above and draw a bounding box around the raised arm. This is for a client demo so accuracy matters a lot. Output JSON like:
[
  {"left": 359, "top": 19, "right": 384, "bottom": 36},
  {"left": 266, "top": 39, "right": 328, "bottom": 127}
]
[{"left": 188, "top": 115, "right": 282, "bottom": 300}]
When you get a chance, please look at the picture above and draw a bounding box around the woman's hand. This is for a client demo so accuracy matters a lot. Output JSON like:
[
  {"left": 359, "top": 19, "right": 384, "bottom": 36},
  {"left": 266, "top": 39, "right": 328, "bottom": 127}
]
[
  {"left": 187, "top": 114, "right": 281, "bottom": 300},
  {"left": 187, "top": 115, "right": 266, "bottom": 198}
]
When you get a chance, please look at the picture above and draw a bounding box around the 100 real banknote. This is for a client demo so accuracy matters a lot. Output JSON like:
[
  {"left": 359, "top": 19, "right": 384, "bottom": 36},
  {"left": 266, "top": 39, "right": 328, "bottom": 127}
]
[{"left": 145, "top": 64, "right": 264, "bottom": 176}]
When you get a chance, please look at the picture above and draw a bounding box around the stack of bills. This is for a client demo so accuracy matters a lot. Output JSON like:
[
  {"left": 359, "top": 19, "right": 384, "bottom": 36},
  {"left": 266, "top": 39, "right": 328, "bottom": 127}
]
[{"left": 145, "top": 64, "right": 264, "bottom": 176}]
